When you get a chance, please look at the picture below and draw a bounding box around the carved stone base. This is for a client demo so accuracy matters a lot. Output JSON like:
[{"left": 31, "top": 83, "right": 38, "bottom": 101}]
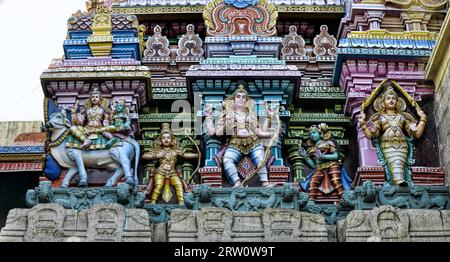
[
  {"left": 338, "top": 206, "right": 450, "bottom": 242},
  {"left": 184, "top": 183, "right": 305, "bottom": 211},
  {"left": 0, "top": 203, "right": 152, "bottom": 242},
  {"left": 354, "top": 166, "right": 446, "bottom": 187},
  {"left": 341, "top": 181, "right": 450, "bottom": 211},
  {"left": 168, "top": 208, "right": 329, "bottom": 242},
  {"left": 26, "top": 181, "right": 145, "bottom": 210}
]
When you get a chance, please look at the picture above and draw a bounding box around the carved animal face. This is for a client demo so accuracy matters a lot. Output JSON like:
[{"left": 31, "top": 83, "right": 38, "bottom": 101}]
[{"left": 48, "top": 110, "right": 70, "bottom": 130}]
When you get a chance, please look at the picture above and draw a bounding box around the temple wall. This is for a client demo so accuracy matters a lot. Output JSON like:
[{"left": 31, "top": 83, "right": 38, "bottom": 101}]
[
  {"left": 426, "top": 12, "right": 450, "bottom": 185},
  {"left": 434, "top": 57, "right": 450, "bottom": 186},
  {"left": 1, "top": 204, "right": 449, "bottom": 242},
  {"left": 0, "top": 121, "right": 42, "bottom": 146}
]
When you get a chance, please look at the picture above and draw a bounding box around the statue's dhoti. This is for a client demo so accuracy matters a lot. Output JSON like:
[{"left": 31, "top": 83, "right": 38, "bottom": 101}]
[{"left": 223, "top": 136, "right": 268, "bottom": 185}]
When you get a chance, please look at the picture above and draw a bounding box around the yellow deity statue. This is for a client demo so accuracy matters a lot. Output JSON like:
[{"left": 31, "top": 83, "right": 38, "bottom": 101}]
[{"left": 142, "top": 123, "right": 198, "bottom": 204}]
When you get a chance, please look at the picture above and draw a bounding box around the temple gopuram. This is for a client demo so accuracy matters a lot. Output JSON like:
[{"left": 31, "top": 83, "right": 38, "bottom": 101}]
[{"left": 1, "top": 0, "right": 450, "bottom": 242}]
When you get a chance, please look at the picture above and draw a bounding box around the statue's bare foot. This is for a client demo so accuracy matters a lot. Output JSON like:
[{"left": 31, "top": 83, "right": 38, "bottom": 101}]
[
  {"left": 82, "top": 139, "right": 92, "bottom": 149},
  {"left": 78, "top": 180, "right": 88, "bottom": 187},
  {"left": 125, "top": 178, "right": 134, "bottom": 187},
  {"left": 261, "top": 181, "right": 275, "bottom": 188},
  {"left": 232, "top": 180, "right": 243, "bottom": 188}
]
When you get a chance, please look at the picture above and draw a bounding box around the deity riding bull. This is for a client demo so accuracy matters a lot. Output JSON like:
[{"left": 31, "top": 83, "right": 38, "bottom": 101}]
[{"left": 45, "top": 88, "right": 140, "bottom": 188}]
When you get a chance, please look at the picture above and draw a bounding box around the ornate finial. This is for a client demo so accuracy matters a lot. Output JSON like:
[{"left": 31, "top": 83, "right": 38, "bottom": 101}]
[
  {"left": 176, "top": 24, "right": 204, "bottom": 62},
  {"left": 203, "top": 0, "right": 277, "bottom": 37},
  {"left": 313, "top": 25, "right": 337, "bottom": 60},
  {"left": 282, "top": 26, "right": 307, "bottom": 61},
  {"left": 86, "top": 0, "right": 106, "bottom": 14},
  {"left": 143, "top": 25, "right": 170, "bottom": 62},
  {"left": 87, "top": 5, "right": 113, "bottom": 57}
]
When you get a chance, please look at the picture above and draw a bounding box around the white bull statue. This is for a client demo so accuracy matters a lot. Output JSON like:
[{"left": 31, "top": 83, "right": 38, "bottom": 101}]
[{"left": 46, "top": 109, "right": 140, "bottom": 188}]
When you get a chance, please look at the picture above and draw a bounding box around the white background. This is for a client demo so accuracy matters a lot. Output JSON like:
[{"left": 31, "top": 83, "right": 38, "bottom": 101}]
[{"left": 0, "top": 0, "right": 87, "bottom": 121}]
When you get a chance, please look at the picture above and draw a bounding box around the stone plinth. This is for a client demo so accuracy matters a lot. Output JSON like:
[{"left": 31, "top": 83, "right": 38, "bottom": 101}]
[
  {"left": 168, "top": 208, "right": 329, "bottom": 242},
  {"left": 338, "top": 206, "right": 450, "bottom": 242},
  {"left": 0, "top": 203, "right": 152, "bottom": 242}
]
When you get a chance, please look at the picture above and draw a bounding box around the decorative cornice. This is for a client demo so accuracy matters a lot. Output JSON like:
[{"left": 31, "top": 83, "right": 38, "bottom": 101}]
[
  {"left": 0, "top": 146, "right": 45, "bottom": 154},
  {"left": 290, "top": 113, "right": 350, "bottom": 123},
  {"left": 139, "top": 113, "right": 194, "bottom": 123},
  {"left": 299, "top": 86, "right": 346, "bottom": 99},
  {"left": 111, "top": 5, "right": 205, "bottom": 14},
  {"left": 110, "top": 3, "right": 344, "bottom": 15},
  {"left": 113, "top": 0, "right": 345, "bottom": 7},
  {"left": 152, "top": 88, "right": 188, "bottom": 99},
  {"left": 339, "top": 38, "right": 435, "bottom": 50},
  {"left": 275, "top": 5, "right": 344, "bottom": 13},
  {"left": 41, "top": 66, "right": 151, "bottom": 81},
  {"left": 49, "top": 58, "right": 141, "bottom": 68},
  {"left": 0, "top": 155, "right": 44, "bottom": 162},
  {"left": 201, "top": 56, "right": 285, "bottom": 65},
  {"left": 186, "top": 64, "right": 301, "bottom": 78},
  {"left": 348, "top": 30, "right": 437, "bottom": 40},
  {"left": 0, "top": 162, "right": 43, "bottom": 172}
]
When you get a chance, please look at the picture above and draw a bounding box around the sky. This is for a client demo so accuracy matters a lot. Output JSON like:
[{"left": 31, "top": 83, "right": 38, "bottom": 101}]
[{"left": 0, "top": 0, "right": 87, "bottom": 122}]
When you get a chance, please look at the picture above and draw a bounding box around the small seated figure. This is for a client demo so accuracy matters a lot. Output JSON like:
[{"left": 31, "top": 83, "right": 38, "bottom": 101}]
[
  {"left": 69, "top": 87, "right": 111, "bottom": 150},
  {"left": 298, "top": 123, "right": 351, "bottom": 200},
  {"left": 142, "top": 123, "right": 199, "bottom": 205},
  {"left": 204, "top": 83, "right": 277, "bottom": 188},
  {"left": 89, "top": 97, "right": 132, "bottom": 148}
]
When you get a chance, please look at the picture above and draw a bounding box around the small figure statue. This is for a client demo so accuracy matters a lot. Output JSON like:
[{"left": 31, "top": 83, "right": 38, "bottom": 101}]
[
  {"left": 357, "top": 82, "right": 426, "bottom": 186},
  {"left": 298, "top": 123, "right": 351, "bottom": 200},
  {"left": 205, "top": 82, "right": 277, "bottom": 187},
  {"left": 69, "top": 87, "right": 111, "bottom": 149},
  {"left": 142, "top": 123, "right": 198, "bottom": 205}
]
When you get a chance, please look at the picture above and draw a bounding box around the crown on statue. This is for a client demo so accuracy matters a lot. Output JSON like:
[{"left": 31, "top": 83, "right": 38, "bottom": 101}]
[
  {"left": 91, "top": 86, "right": 102, "bottom": 96},
  {"left": 161, "top": 123, "right": 173, "bottom": 135},
  {"left": 233, "top": 81, "right": 249, "bottom": 96},
  {"left": 116, "top": 97, "right": 126, "bottom": 106}
]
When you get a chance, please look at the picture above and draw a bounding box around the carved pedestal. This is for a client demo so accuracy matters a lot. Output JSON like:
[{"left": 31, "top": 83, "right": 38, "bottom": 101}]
[
  {"left": 199, "top": 166, "right": 290, "bottom": 188},
  {"left": 268, "top": 166, "right": 290, "bottom": 186},
  {"left": 199, "top": 167, "right": 223, "bottom": 188},
  {"left": 354, "top": 166, "right": 446, "bottom": 187}
]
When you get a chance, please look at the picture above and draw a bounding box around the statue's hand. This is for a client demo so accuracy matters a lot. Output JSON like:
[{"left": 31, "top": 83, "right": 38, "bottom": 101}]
[
  {"left": 267, "top": 106, "right": 278, "bottom": 118},
  {"left": 71, "top": 100, "right": 79, "bottom": 113},
  {"left": 298, "top": 147, "right": 308, "bottom": 158},
  {"left": 417, "top": 108, "right": 426, "bottom": 119},
  {"left": 204, "top": 105, "right": 213, "bottom": 117},
  {"left": 315, "top": 149, "right": 324, "bottom": 160},
  {"left": 357, "top": 111, "right": 366, "bottom": 125}
]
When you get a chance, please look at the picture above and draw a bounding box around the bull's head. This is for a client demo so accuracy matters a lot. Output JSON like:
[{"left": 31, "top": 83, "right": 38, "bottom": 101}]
[{"left": 46, "top": 109, "right": 71, "bottom": 131}]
